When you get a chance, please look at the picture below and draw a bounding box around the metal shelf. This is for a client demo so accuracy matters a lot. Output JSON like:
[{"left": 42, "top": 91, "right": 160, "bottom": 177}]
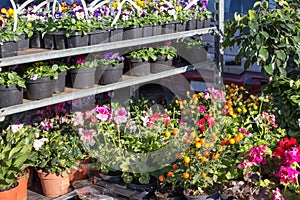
[
  {"left": 0, "top": 27, "right": 216, "bottom": 67},
  {"left": 0, "top": 60, "right": 214, "bottom": 117}
]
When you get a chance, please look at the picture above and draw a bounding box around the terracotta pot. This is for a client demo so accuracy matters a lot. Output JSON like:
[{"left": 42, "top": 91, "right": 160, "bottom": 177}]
[
  {"left": 0, "top": 182, "right": 19, "bottom": 200},
  {"left": 38, "top": 170, "right": 70, "bottom": 198},
  {"left": 17, "top": 176, "right": 27, "bottom": 200},
  {"left": 69, "top": 166, "right": 88, "bottom": 185}
]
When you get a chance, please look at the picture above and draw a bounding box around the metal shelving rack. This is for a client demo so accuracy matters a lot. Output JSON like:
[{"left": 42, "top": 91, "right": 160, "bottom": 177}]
[{"left": 0, "top": 1, "right": 224, "bottom": 119}]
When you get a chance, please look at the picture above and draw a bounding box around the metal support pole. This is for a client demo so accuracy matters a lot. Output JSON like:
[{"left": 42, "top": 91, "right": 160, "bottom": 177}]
[{"left": 214, "top": 0, "right": 224, "bottom": 88}]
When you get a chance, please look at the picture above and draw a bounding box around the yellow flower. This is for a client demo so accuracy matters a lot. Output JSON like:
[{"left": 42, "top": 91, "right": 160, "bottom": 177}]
[
  {"left": 1, "top": 8, "right": 7, "bottom": 14},
  {"left": 27, "top": 23, "right": 32, "bottom": 29},
  {"left": 112, "top": 1, "right": 119, "bottom": 8},
  {"left": 175, "top": 6, "right": 182, "bottom": 12},
  {"left": 8, "top": 8, "right": 14, "bottom": 17},
  {"left": 137, "top": 0, "right": 146, "bottom": 7}
]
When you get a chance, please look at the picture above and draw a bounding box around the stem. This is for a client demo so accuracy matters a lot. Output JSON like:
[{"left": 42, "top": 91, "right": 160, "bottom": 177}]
[
  {"left": 284, "top": 184, "right": 287, "bottom": 196},
  {"left": 117, "top": 124, "right": 121, "bottom": 148}
]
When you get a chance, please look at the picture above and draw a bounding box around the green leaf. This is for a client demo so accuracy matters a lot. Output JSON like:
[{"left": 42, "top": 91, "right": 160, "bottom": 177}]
[
  {"left": 259, "top": 48, "right": 269, "bottom": 62},
  {"left": 264, "top": 65, "right": 274, "bottom": 75},
  {"left": 248, "top": 10, "right": 256, "bottom": 21},
  {"left": 275, "top": 50, "right": 286, "bottom": 61}
]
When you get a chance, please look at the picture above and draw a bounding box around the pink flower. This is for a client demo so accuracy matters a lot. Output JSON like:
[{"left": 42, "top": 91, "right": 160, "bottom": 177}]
[
  {"left": 239, "top": 145, "right": 268, "bottom": 168},
  {"left": 197, "top": 105, "right": 206, "bottom": 113},
  {"left": 282, "top": 147, "right": 300, "bottom": 166},
  {"left": 40, "top": 119, "right": 53, "bottom": 131},
  {"left": 165, "top": 118, "right": 170, "bottom": 125},
  {"left": 272, "top": 188, "right": 286, "bottom": 200},
  {"left": 238, "top": 127, "right": 252, "bottom": 136},
  {"left": 74, "top": 111, "right": 84, "bottom": 126},
  {"left": 276, "top": 166, "right": 300, "bottom": 184},
  {"left": 95, "top": 105, "right": 109, "bottom": 122},
  {"left": 114, "top": 108, "right": 128, "bottom": 124}
]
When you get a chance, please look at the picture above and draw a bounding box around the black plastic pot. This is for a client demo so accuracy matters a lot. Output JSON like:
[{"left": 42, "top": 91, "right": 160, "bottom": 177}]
[
  {"left": 186, "top": 19, "right": 197, "bottom": 30},
  {"left": 143, "top": 24, "right": 153, "bottom": 37},
  {"left": 99, "top": 171, "right": 122, "bottom": 184},
  {"left": 69, "top": 67, "right": 96, "bottom": 89},
  {"left": 43, "top": 33, "right": 55, "bottom": 49},
  {"left": 53, "top": 31, "right": 67, "bottom": 50},
  {"left": 0, "top": 41, "right": 18, "bottom": 58},
  {"left": 30, "top": 31, "right": 44, "bottom": 48},
  {"left": 150, "top": 56, "right": 173, "bottom": 73},
  {"left": 127, "top": 58, "right": 150, "bottom": 76},
  {"left": 0, "top": 84, "right": 23, "bottom": 108},
  {"left": 53, "top": 71, "right": 66, "bottom": 93},
  {"left": 152, "top": 25, "right": 162, "bottom": 36},
  {"left": 123, "top": 26, "right": 143, "bottom": 40},
  {"left": 127, "top": 179, "right": 157, "bottom": 192},
  {"left": 175, "top": 21, "right": 186, "bottom": 32},
  {"left": 17, "top": 33, "right": 30, "bottom": 51},
  {"left": 109, "top": 27, "right": 123, "bottom": 42},
  {"left": 89, "top": 29, "right": 110, "bottom": 45},
  {"left": 154, "top": 187, "right": 184, "bottom": 200},
  {"left": 26, "top": 77, "right": 53, "bottom": 100},
  {"left": 184, "top": 190, "right": 221, "bottom": 200},
  {"left": 67, "top": 31, "right": 89, "bottom": 48},
  {"left": 197, "top": 20, "right": 204, "bottom": 29},
  {"left": 204, "top": 18, "right": 212, "bottom": 28},
  {"left": 96, "top": 63, "right": 124, "bottom": 85},
  {"left": 162, "top": 22, "right": 176, "bottom": 34}
]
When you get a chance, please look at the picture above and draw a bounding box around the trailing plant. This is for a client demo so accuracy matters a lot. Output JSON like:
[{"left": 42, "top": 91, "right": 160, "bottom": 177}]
[
  {"left": 223, "top": 0, "right": 300, "bottom": 77},
  {"left": 0, "top": 70, "right": 26, "bottom": 88},
  {"left": 99, "top": 52, "right": 124, "bottom": 66}
]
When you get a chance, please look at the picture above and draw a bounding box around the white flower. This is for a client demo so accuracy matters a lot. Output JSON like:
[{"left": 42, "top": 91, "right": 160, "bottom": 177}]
[
  {"left": 298, "top": 118, "right": 300, "bottom": 127},
  {"left": 76, "top": 11, "right": 85, "bottom": 20},
  {"left": 167, "top": 8, "right": 175, "bottom": 16},
  {"left": 141, "top": 115, "right": 149, "bottom": 127},
  {"left": 33, "top": 138, "right": 49, "bottom": 151},
  {"left": 27, "top": 13, "right": 37, "bottom": 21},
  {"left": 8, "top": 124, "right": 24, "bottom": 133}
]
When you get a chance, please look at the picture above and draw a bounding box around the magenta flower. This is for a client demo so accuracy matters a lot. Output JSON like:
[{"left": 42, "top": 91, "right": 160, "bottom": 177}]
[
  {"left": 114, "top": 108, "right": 128, "bottom": 124},
  {"left": 283, "top": 147, "right": 300, "bottom": 166},
  {"left": 95, "top": 105, "right": 109, "bottom": 122},
  {"left": 272, "top": 188, "right": 286, "bottom": 200},
  {"left": 238, "top": 127, "right": 252, "bottom": 137},
  {"left": 276, "top": 166, "right": 300, "bottom": 184},
  {"left": 76, "top": 55, "right": 86, "bottom": 65},
  {"left": 197, "top": 105, "right": 206, "bottom": 113},
  {"left": 238, "top": 145, "right": 268, "bottom": 169},
  {"left": 40, "top": 120, "right": 53, "bottom": 131}
]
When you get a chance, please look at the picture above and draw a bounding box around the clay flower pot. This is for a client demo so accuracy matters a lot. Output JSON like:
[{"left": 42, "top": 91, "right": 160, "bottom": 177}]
[
  {"left": 38, "top": 170, "right": 70, "bottom": 198},
  {"left": 0, "top": 182, "right": 19, "bottom": 200}
]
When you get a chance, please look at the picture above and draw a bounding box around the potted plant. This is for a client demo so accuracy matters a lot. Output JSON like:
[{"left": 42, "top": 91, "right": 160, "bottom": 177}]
[
  {"left": 28, "top": 115, "right": 86, "bottom": 198},
  {"left": 16, "top": 14, "right": 34, "bottom": 51},
  {"left": 119, "top": 5, "right": 144, "bottom": 40},
  {"left": 24, "top": 4, "right": 48, "bottom": 48},
  {"left": 151, "top": 43, "right": 177, "bottom": 73},
  {"left": 23, "top": 62, "right": 57, "bottom": 100},
  {"left": 68, "top": 54, "right": 97, "bottom": 89},
  {"left": 0, "top": 124, "right": 34, "bottom": 200},
  {"left": 44, "top": 1, "right": 91, "bottom": 49},
  {"left": 0, "top": 70, "right": 26, "bottom": 107},
  {"left": 0, "top": 8, "right": 18, "bottom": 58},
  {"left": 88, "top": 7, "right": 111, "bottom": 45},
  {"left": 177, "top": 36, "right": 208, "bottom": 65},
  {"left": 96, "top": 51, "right": 125, "bottom": 85},
  {"left": 126, "top": 47, "right": 156, "bottom": 76},
  {"left": 48, "top": 59, "right": 70, "bottom": 93}
]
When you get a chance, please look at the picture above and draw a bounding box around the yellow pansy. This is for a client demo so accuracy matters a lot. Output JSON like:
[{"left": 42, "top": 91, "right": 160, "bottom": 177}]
[
  {"left": 137, "top": 0, "right": 146, "bottom": 7},
  {"left": 112, "top": 1, "right": 119, "bottom": 9},
  {"left": 8, "top": 8, "right": 14, "bottom": 17},
  {"left": 175, "top": 6, "right": 182, "bottom": 12},
  {"left": 1, "top": 8, "right": 7, "bottom": 14}
]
